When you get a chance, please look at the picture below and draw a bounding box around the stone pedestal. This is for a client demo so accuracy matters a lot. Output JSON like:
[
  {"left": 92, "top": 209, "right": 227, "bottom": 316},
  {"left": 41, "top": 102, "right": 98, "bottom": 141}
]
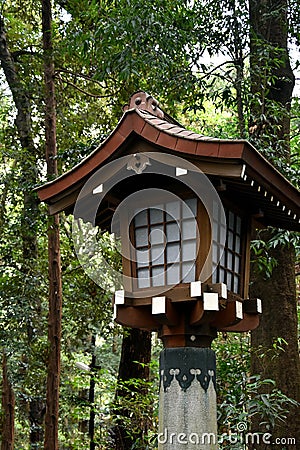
[{"left": 158, "top": 348, "right": 217, "bottom": 450}]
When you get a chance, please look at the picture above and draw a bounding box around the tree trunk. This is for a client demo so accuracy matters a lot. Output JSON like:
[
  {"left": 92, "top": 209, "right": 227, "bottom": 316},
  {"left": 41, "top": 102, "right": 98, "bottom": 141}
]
[
  {"left": 1, "top": 353, "right": 15, "bottom": 450},
  {"left": 113, "top": 329, "right": 152, "bottom": 450},
  {"left": 0, "top": 12, "right": 45, "bottom": 449},
  {"left": 29, "top": 399, "right": 46, "bottom": 446},
  {"left": 249, "top": 0, "right": 295, "bottom": 159},
  {"left": 250, "top": 232, "right": 300, "bottom": 444},
  {"left": 43, "top": 219, "right": 62, "bottom": 450},
  {"left": 42, "top": 1, "right": 62, "bottom": 449},
  {"left": 249, "top": 1, "right": 300, "bottom": 447}
]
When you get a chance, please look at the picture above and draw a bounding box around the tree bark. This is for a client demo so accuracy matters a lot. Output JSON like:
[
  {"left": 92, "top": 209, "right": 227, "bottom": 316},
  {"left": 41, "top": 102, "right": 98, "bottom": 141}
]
[
  {"left": 250, "top": 233, "right": 300, "bottom": 445},
  {"left": 0, "top": 12, "right": 45, "bottom": 449},
  {"left": 1, "top": 353, "right": 15, "bottom": 450},
  {"left": 113, "top": 329, "right": 152, "bottom": 450},
  {"left": 29, "top": 399, "right": 46, "bottom": 445},
  {"left": 249, "top": 1, "right": 300, "bottom": 447},
  {"left": 249, "top": 0, "right": 295, "bottom": 159},
  {"left": 42, "top": 1, "right": 62, "bottom": 449}
]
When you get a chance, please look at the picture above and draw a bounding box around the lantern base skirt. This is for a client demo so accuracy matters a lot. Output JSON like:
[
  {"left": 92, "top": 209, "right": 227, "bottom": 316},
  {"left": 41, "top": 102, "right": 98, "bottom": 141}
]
[{"left": 158, "top": 347, "right": 217, "bottom": 450}]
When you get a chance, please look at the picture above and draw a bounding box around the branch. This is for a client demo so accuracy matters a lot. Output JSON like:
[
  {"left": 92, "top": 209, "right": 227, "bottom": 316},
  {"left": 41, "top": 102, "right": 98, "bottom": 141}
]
[
  {"left": 190, "top": 51, "right": 250, "bottom": 84},
  {"left": 11, "top": 50, "right": 41, "bottom": 60},
  {"left": 55, "top": 67, "right": 107, "bottom": 88},
  {"left": 57, "top": 72, "right": 117, "bottom": 98}
]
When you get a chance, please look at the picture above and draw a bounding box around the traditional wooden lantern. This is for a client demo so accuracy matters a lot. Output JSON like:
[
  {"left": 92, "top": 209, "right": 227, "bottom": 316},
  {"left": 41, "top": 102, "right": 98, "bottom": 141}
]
[{"left": 36, "top": 91, "right": 300, "bottom": 448}]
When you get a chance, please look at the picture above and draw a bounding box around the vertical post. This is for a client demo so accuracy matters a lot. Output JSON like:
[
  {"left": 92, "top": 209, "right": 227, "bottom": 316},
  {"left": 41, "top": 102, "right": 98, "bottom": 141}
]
[
  {"left": 89, "top": 336, "right": 96, "bottom": 450},
  {"left": 158, "top": 348, "right": 217, "bottom": 449}
]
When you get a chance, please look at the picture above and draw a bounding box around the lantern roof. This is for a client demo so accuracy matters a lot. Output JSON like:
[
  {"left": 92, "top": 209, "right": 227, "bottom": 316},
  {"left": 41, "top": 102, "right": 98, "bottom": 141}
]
[{"left": 36, "top": 91, "right": 300, "bottom": 231}]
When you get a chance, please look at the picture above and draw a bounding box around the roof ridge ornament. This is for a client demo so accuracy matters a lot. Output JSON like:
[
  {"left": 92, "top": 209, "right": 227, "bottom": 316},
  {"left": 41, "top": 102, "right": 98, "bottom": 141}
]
[{"left": 123, "top": 91, "right": 164, "bottom": 118}]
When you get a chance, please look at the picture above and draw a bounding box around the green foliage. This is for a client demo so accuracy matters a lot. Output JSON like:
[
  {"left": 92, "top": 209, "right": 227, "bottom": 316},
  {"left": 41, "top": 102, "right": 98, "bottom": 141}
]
[
  {"left": 215, "top": 334, "right": 299, "bottom": 449},
  {"left": 59, "top": 0, "right": 201, "bottom": 103},
  {"left": 214, "top": 333, "right": 250, "bottom": 409},
  {"left": 254, "top": 336, "right": 289, "bottom": 361},
  {"left": 58, "top": 336, "right": 122, "bottom": 448},
  {"left": 112, "top": 372, "right": 158, "bottom": 448},
  {"left": 250, "top": 238, "right": 278, "bottom": 278},
  {"left": 218, "top": 374, "right": 298, "bottom": 450},
  {"left": 251, "top": 227, "right": 300, "bottom": 278},
  {"left": 180, "top": 99, "right": 242, "bottom": 138},
  {"left": 0, "top": 0, "right": 299, "bottom": 447}
]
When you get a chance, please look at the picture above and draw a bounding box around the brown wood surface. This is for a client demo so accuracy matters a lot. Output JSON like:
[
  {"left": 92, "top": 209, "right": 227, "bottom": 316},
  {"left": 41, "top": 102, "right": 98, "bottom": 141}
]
[
  {"left": 189, "top": 300, "right": 205, "bottom": 326},
  {"left": 115, "top": 305, "right": 159, "bottom": 330},
  {"left": 153, "top": 298, "right": 180, "bottom": 326},
  {"left": 210, "top": 301, "right": 242, "bottom": 328},
  {"left": 219, "top": 314, "right": 259, "bottom": 332},
  {"left": 42, "top": 1, "right": 62, "bottom": 448}
]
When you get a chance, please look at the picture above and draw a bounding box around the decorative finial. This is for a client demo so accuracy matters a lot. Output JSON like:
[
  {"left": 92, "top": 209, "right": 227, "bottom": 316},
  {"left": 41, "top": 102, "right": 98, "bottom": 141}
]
[{"left": 123, "top": 91, "right": 164, "bottom": 118}]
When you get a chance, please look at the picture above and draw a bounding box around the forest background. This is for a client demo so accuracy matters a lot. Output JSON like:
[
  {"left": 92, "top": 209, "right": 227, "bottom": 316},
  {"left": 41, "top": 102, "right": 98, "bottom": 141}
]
[{"left": 0, "top": 0, "right": 299, "bottom": 449}]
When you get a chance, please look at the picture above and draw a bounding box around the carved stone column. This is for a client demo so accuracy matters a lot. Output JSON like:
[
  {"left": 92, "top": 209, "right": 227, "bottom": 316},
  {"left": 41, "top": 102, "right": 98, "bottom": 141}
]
[{"left": 158, "top": 348, "right": 217, "bottom": 450}]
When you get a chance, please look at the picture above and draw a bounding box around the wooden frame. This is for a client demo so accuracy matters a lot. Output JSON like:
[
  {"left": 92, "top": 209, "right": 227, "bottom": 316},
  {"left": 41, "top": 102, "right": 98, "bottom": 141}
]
[
  {"left": 120, "top": 192, "right": 250, "bottom": 300},
  {"left": 125, "top": 195, "right": 201, "bottom": 292},
  {"left": 217, "top": 195, "right": 251, "bottom": 299}
]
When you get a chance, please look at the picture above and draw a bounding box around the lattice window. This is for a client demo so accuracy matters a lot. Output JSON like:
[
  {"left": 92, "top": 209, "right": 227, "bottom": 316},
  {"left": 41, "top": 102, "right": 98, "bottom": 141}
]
[
  {"left": 212, "top": 206, "right": 243, "bottom": 294},
  {"left": 133, "top": 198, "right": 198, "bottom": 288}
]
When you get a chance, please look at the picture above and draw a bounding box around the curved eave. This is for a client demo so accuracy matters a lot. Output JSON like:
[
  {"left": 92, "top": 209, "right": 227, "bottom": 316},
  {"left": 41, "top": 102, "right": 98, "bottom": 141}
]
[
  {"left": 36, "top": 108, "right": 247, "bottom": 202},
  {"left": 35, "top": 108, "right": 300, "bottom": 231}
]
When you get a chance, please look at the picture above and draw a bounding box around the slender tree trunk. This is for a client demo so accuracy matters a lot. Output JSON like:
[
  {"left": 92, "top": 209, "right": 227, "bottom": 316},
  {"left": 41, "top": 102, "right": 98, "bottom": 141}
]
[
  {"left": 249, "top": 1, "right": 300, "bottom": 447},
  {"left": 113, "top": 329, "right": 152, "bottom": 450},
  {"left": 29, "top": 399, "right": 46, "bottom": 446},
  {"left": 42, "top": 1, "right": 62, "bottom": 449},
  {"left": 1, "top": 353, "right": 15, "bottom": 450},
  {"left": 89, "top": 336, "right": 97, "bottom": 450},
  {"left": 230, "top": 0, "right": 246, "bottom": 137}
]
